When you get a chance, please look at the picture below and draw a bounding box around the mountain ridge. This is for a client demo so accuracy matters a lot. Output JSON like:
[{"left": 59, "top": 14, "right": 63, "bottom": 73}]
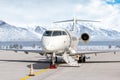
[{"left": 0, "top": 20, "right": 120, "bottom": 41}]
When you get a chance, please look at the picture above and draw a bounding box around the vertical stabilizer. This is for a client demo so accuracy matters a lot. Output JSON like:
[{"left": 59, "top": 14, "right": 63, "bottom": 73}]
[{"left": 73, "top": 17, "right": 77, "bottom": 33}]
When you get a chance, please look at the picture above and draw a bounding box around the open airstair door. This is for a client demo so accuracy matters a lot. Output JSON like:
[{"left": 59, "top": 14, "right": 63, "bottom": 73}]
[{"left": 62, "top": 51, "right": 80, "bottom": 66}]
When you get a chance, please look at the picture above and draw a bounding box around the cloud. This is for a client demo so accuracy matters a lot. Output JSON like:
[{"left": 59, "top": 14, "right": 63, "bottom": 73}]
[
  {"left": 0, "top": 0, "right": 120, "bottom": 30},
  {"left": 74, "top": 0, "right": 120, "bottom": 30},
  {"left": 106, "top": 0, "right": 116, "bottom": 3},
  {"left": 0, "top": 0, "right": 77, "bottom": 27}
]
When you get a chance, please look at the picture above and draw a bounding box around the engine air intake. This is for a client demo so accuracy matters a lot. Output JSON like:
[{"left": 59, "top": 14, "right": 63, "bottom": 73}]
[{"left": 81, "top": 33, "right": 89, "bottom": 41}]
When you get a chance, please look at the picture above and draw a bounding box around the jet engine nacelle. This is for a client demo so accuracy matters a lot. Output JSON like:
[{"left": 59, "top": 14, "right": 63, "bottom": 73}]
[{"left": 80, "top": 33, "right": 90, "bottom": 42}]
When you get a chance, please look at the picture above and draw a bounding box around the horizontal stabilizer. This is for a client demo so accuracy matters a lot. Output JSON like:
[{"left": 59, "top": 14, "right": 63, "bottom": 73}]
[{"left": 53, "top": 19, "right": 100, "bottom": 23}]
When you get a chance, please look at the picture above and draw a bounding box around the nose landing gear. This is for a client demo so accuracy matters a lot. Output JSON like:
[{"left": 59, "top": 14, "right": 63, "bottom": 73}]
[{"left": 49, "top": 52, "right": 57, "bottom": 69}]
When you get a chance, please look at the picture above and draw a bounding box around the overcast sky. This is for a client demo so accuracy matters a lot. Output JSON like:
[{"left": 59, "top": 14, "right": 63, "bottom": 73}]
[{"left": 0, "top": 0, "right": 120, "bottom": 30}]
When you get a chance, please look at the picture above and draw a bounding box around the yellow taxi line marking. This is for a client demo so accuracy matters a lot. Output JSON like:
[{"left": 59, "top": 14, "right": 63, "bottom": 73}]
[
  {"left": 34, "top": 68, "right": 50, "bottom": 75},
  {"left": 21, "top": 76, "right": 31, "bottom": 80},
  {"left": 21, "top": 68, "right": 50, "bottom": 80}
]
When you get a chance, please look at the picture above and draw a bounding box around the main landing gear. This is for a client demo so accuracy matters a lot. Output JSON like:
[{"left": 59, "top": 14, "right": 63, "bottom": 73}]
[
  {"left": 49, "top": 52, "right": 57, "bottom": 69},
  {"left": 78, "top": 55, "right": 86, "bottom": 63}
]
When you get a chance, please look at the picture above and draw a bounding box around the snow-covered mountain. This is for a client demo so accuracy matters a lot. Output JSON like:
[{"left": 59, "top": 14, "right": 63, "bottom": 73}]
[
  {"left": 0, "top": 20, "right": 41, "bottom": 41},
  {"left": 56, "top": 23, "right": 120, "bottom": 41},
  {"left": 0, "top": 20, "right": 120, "bottom": 41},
  {"left": 26, "top": 26, "right": 46, "bottom": 40},
  {"left": 76, "top": 24, "right": 120, "bottom": 41},
  {"left": 34, "top": 26, "right": 46, "bottom": 34}
]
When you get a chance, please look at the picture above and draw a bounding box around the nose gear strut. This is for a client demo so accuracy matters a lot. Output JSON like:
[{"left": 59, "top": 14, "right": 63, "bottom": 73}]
[{"left": 49, "top": 52, "right": 57, "bottom": 69}]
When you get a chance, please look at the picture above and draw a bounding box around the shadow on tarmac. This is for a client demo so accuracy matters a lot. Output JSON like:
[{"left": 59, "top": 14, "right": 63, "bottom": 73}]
[
  {"left": 27, "top": 63, "right": 50, "bottom": 69},
  {"left": 0, "top": 59, "right": 65, "bottom": 69},
  {"left": 0, "top": 59, "right": 50, "bottom": 63},
  {"left": 27, "top": 60, "right": 65, "bottom": 69},
  {"left": 0, "top": 59, "right": 50, "bottom": 69},
  {"left": 2, "top": 59, "right": 119, "bottom": 69}
]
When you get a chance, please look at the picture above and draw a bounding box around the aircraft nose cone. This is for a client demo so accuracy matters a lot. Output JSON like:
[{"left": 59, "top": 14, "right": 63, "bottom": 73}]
[{"left": 43, "top": 43, "right": 55, "bottom": 51}]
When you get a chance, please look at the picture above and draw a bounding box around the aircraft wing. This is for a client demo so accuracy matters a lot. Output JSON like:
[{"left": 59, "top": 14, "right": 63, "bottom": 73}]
[
  {"left": 70, "top": 47, "right": 120, "bottom": 56},
  {"left": 0, "top": 48, "right": 44, "bottom": 54},
  {"left": 78, "top": 50, "right": 117, "bottom": 54},
  {"left": 69, "top": 46, "right": 120, "bottom": 55},
  {"left": 70, "top": 50, "right": 120, "bottom": 56}
]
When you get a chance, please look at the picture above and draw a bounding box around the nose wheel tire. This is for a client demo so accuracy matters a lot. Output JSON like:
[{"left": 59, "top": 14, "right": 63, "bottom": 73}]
[{"left": 55, "top": 56, "right": 58, "bottom": 63}]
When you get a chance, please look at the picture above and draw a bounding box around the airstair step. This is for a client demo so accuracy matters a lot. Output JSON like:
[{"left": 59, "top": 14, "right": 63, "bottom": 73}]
[{"left": 63, "top": 52, "right": 80, "bottom": 66}]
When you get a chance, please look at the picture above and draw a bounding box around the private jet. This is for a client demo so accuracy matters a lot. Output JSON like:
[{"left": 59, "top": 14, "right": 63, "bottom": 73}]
[{"left": 41, "top": 18, "right": 102, "bottom": 68}]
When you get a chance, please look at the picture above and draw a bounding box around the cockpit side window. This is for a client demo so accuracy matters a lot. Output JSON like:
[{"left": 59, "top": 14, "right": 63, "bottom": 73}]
[
  {"left": 43, "top": 31, "right": 52, "bottom": 36},
  {"left": 62, "top": 31, "right": 67, "bottom": 35},
  {"left": 53, "top": 31, "right": 61, "bottom": 36}
]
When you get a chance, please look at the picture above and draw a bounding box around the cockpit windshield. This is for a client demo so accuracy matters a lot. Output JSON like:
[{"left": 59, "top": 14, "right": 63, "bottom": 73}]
[
  {"left": 53, "top": 31, "right": 61, "bottom": 36},
  {"left": 43, "top": 30, "right": 67, "bottom": 36}
]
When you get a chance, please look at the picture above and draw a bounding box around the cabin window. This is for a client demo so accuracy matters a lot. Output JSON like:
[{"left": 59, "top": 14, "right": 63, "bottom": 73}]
[{"left": 43, "top": 31, "right": 52, "bottom": 36}]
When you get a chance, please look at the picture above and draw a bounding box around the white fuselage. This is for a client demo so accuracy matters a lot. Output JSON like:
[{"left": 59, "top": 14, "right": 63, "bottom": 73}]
[{"left": 41, "top": 29, "right": 73, "bottom": 53}]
